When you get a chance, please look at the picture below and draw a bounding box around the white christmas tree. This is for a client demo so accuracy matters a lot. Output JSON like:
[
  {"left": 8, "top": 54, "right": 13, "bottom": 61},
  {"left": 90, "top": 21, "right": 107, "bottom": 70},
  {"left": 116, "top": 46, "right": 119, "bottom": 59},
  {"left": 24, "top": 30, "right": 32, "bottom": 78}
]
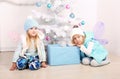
[
  {"left": 2, "top": 0, "right": 86, "bottom": 46},
  {"left": 31, "top": 0, "right": 85, "bottom": 46}
]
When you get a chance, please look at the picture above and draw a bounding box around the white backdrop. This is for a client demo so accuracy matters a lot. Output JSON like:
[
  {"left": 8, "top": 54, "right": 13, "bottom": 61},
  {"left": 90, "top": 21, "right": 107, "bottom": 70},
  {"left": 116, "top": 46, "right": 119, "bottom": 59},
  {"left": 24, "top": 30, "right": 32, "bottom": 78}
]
[
  {"left": 97, "top": 0, "right": 120, "bottom": 55},
  {"left": 1, "top": 0, "right": 120, "bottom": 55},
  {"left": 0, "top": 0, "right": 102, "bottom": 52}
]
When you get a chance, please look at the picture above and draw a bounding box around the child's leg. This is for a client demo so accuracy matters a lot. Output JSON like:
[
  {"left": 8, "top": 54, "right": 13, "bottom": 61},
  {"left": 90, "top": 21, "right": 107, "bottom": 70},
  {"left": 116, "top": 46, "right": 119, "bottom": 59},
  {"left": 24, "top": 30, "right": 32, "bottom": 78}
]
[
  {"left": 28, "top": 56, "right": 41, "bottom": 70},
  {"left": 28, "top": 60, "right": 41, "bottom": 70},
  {"left": 82, "top": 57, "right": 92, "bottom": 65},
  {"left": 16, "top": 57, "right": 28, "bottom": 70},
  {"left": 90, "top": 59, "right": 110, "bottom": 67}
]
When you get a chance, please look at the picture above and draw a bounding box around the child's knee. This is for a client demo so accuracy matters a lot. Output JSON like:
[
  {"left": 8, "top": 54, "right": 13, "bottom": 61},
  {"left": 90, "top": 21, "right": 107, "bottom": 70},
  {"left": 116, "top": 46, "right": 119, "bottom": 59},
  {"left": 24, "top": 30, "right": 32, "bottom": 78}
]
[
  {"left": 90, "top": 59, "right": 110, "bottom": 67},
  {"left": 90, "top": 60, "right": 99, "bottom": 67},
  {"left": 29, "top": 60, "right": 41, "bottom": 70},
  {"left": 16, "top": 57, "right": 28, "bottom": 70},
  {"left": 82, "top": 57, "right": 91, "bottom": 65}
]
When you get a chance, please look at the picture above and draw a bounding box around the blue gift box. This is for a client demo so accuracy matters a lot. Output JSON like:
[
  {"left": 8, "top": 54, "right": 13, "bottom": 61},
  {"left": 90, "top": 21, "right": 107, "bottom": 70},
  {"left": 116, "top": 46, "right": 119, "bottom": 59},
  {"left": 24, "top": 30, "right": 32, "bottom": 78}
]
[{"left": 47, "top": 44, "right": 81, "bottom": 66}]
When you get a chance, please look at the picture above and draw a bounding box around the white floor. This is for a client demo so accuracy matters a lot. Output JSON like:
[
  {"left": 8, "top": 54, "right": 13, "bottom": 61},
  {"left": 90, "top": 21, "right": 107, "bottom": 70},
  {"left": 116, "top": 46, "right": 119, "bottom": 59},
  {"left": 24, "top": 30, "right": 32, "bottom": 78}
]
[{"left": 0, "top": 52, "right": 120, "bottom": 79}]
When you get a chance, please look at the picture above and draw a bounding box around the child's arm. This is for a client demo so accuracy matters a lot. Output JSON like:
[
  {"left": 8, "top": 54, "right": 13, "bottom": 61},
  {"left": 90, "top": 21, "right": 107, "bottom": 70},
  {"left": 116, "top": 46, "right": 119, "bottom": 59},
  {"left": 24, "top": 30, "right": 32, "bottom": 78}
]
[
  {"left": 80, "top": 42, "right": 94, "bottom": 56},
  {"left": 38, "top": 41, "right": 47, "bottom": 68},
  {"left": 12, "top": 42, "right": 23, "bottom": 62},
  {"left": 40, "top": 41, "right": 46, "bottom": 61},
  {"left": 41, "top": 61, "right": 47, "bottom": 68},
  {"left": 9, "top": 62, "right": 17, "bottom": 71},
  {"left": 10, "top": 41, "right": 23, "bottom": 71}
]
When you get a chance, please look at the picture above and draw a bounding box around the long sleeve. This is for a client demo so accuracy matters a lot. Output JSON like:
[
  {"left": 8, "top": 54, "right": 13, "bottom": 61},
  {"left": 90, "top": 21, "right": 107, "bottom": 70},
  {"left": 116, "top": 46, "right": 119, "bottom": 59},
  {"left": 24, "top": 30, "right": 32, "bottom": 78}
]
[
  {"left": 80, "top": 42, "right": 94, "bottom": 56},
  {"left": 38, "top": 40, "right": 46, "bottom": 62},
  {"left": 12, "top": 42, "right": 22, "bottom": 62}
]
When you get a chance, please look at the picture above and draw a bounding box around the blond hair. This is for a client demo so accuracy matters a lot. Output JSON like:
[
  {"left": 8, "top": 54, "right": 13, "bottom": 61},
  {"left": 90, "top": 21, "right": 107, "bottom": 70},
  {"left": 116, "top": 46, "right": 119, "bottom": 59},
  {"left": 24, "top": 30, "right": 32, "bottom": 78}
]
[
  {"left": 26, "top": 32, "right": 40, "bottom": 50},
  {"left": 20, "top": 30, "right": 43, "bottom": 57}
]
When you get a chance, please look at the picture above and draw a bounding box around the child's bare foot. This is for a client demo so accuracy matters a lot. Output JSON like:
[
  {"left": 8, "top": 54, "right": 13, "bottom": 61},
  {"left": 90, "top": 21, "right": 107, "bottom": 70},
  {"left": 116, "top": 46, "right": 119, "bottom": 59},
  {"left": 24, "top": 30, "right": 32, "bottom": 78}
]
[
  {"left": 9, "top": 62, "right": 17, "bottom": 71},
  {"left": 41, "top": 62, "right": 47, "bottom": 68}
]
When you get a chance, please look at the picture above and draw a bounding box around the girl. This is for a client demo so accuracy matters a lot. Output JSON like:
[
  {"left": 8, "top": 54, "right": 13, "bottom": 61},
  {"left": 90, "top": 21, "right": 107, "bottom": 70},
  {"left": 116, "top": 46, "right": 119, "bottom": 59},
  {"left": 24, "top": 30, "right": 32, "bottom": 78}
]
[
  {"left": 70, "top": 25, "right": 110, "bottom": 67},
  {"left": 10, "top": 19, "right": 47, "bottom": 71}
]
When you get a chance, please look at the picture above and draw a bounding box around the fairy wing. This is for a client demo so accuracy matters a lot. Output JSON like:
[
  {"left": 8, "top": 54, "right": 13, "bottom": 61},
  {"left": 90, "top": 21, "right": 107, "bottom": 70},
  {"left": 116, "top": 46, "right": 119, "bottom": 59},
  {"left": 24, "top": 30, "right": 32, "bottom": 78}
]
[
  {"left": 8, "top": 31, "right": 20, "bottom": 43},
  {"left": 93, "top": 21, "right": 108, "bottom": 45},
  {"left": 95, "top": 39, "right": 108, "bottom": 45}
]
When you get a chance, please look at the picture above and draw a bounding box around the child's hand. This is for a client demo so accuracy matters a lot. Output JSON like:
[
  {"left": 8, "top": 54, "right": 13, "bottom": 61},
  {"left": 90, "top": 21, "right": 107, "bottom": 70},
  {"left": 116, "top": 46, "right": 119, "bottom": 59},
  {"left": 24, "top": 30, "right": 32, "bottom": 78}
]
[
  {"left": 9, "top": 62, "right": 17, "bottom": 71},
  {"left": 77, "top": 44, "right": 82, "bottom": 48},
  {"left": 41, "top": 61, "right": 47, "bottom": 68}
]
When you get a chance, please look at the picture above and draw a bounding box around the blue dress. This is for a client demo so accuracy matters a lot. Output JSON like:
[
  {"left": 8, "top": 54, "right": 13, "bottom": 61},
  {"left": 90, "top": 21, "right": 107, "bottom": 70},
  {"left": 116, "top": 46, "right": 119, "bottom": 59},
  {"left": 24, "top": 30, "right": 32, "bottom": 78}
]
[{"left": 81, "top": 32, "right": 108, "bottom": 64}]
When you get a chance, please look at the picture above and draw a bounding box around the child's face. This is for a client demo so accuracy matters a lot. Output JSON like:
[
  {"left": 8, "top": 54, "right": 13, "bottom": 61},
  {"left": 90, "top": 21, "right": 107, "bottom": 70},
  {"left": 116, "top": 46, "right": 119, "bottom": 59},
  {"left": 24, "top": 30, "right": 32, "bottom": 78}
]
[
  {"left": 72, "top": 34, "right": 85, "bottom": 45},
  {"left": 27, "top": 27, "right": 38, "bottom": 37}
]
